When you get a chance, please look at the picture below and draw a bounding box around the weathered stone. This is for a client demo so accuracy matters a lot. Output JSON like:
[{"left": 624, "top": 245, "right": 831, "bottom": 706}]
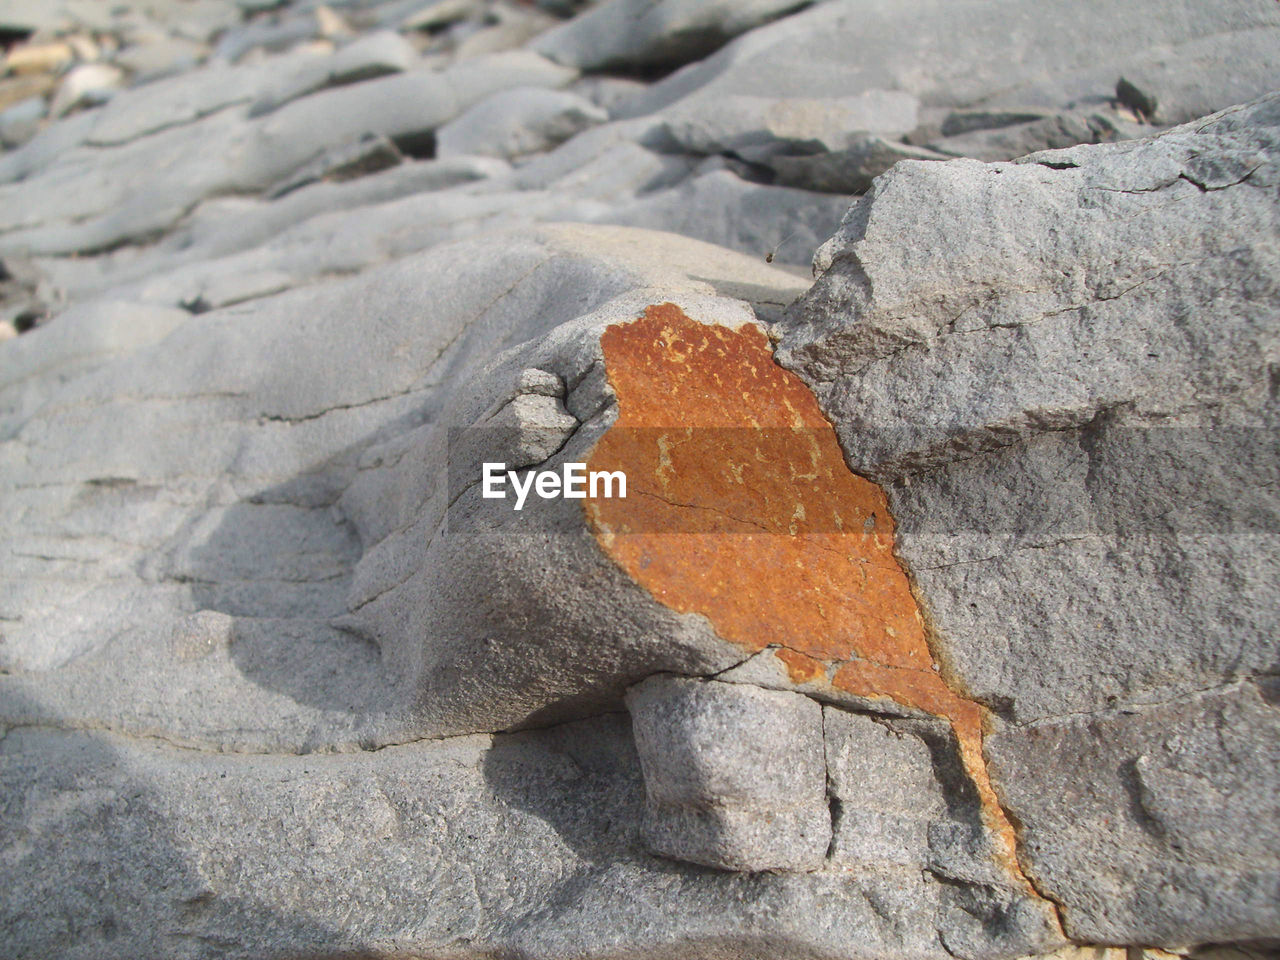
[
  {"left": 532, "top": 0, "right": 816, "bottom": 72},
  {"left": 777, "top": 93, "right": 1280, "bottom": 947},
  {"left": 2, "top": 41, "right": 74, "bottom": 76},
  {"left": 0, "top": 72, "right": 55, "bottom": 113},
  {"left": 0, "top": 95, "right": 44, "bottom": 148},
  {"left": 263, "top": 133, "right": 403, "bottom": 199},
  {"left": 111, "top": 36, "right": 207, "bottom": 84},
  {"left": 49, "top": 62, "right": 124, "bottom": 117},
  {"left": 926, "top": 109, "right": 1153, "bottom": 163},
  {"left": 246, "top": 29, "right": 417, "bottom": 117},
  {"left": 617, "top": 0, "right": 1280, "bottom": 125},
  {"left": 987, "top": 684, "right": 1280, "bottom": 945},
  {"left": 659, "top": 90, "right": 920, "bottom": 163},
  {"left": 590, "top": 165, "right": 850, "bottom": 266},
  {"left": 3, "top": 3, "right": 1277, "bottom": 955},
  {"left": 771, "top": 135, "right": 949, "bottom": 193},
  {"left": 0, "top": 51, "right": 575, "bottom": 257},
  {"left": 626, "top": 675, "right": 829, "bottom": 872},
  {"left": 436, "top": 86, "right": 606, "bottom": 160}
]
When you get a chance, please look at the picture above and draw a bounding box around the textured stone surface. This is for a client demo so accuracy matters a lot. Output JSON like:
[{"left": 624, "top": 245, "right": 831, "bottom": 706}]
[
  {"left": 436, "top": 85, "right": 606, "bottom": 159},
  {"left": 617, "top": 0, "right": 1280, "bottom": 122},
  {"left": 987, "top": 684, "right": 1280, "bottom": 946},
  {"left": 777, "top": 94, "right": 1280, "bottom": 947},
  {"left": 626, "top": 675, "right": 829, "bottom": 872},
  {"left": 3, "top": 1, "right": 1278, "bottom": 956},
  {"left": 532, "top": 0, "right": 815, "bottom": 72}
]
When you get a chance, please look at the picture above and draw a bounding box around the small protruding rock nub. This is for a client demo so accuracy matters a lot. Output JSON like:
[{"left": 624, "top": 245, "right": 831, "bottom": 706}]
[{"left": 626, "top": 675, "right": 830, "bottom": 872}]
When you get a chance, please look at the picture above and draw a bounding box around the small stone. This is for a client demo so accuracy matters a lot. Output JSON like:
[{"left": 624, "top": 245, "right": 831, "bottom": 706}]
[
  {"left": 265, "top": 134, "right": 404, "bottom": 200},
  {"left": 0, "top": 96, "right": 45, "bottom": 148},
  {"left": 770, "top": 136, "right": 950, "bottom": 194},
  {"left": 0, "top": 72, "right": 54, "bottom": 112},
  {"left": 626, "top": 675, "right": 830, "bottom": 872},
  {"left": 3, "top": 42, "right": 74, "bottom": 76},
  {"left": 49, "top": 63, "right": 124, "bottom": 117},
  {"left": 1116, "top": 76, "right": 1159, "bottom": 119}
]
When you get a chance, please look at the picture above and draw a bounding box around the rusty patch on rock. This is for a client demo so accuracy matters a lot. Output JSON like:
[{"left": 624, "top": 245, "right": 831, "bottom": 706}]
[{"left": 585, "top": 302, "right": 1027, "bottom": 883}]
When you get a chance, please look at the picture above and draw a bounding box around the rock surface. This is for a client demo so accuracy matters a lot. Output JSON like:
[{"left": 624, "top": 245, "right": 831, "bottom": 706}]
[
  {"left": 777, "top": 93, "right": 1280, "bottom": 947},
  {"left": 0, "top": 0, "right": 1277, "bottom": 958}
]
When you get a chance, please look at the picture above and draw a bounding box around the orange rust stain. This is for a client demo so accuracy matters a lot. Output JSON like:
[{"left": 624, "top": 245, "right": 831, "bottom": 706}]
[
  {"left": 585, "top": 302, "right": 1025, "bottom": 882},
  {"left": 776, "top": 648, "right": 826, "bottom": 685}
]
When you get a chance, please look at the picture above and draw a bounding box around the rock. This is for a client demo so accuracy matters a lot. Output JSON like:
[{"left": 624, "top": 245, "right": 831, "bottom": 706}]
[
  {"left": 3, "top": 2, "right": 1278, "bottom": 955},
  {"left": 212, "top": 11, "right": 327, "bottom": 63},
  {"left": 84, "top": 57, "right": 275, "bottom": 146},
  {"left": 0, "top": 95, "right": 45, "bottom": 148},
  {"left": 532, "top": 0, "right": 816, "bottom": 72},
  {"left": 926, "top": 109, "right": 1153, "bottom": 163},
  {"left": 0, "top": 224, "right": 810, "bottom": 747},
  {"left": 0, "top": 52, "right": 575, "bottom": 257},
  {"left": 626, "top": 675, "right": 830, "bottom": 872},
  {"left": 111, "top": 37, "right": 207, "bottom": 85},
  {"left": 987, "top": 684, "right": 1280, "bottom": 945},
  {"left": 825, "top": 708, "right": 1062, "bottom": 957},
  {"left": 569, "top": 74, "right": 647, "bottom": 116},
  {"left": 451, "top": 2, "right": 560, "bottom": 60},
  {"left": 771, "top": 135, "right": 950, "bottom": 193},
  {"left": 246, "top": 29, "right": 417, "bottom": 117},
  {"left": 37, "top": 155, "right": 509, "bottom": 303},
  {"left": 1116, "top": 75, "right": 1159, "bottom": 120},
  {"left": 658, "top": 90, "right": 921, "bottom": 164},
  {"left": 776, "top": 93, "right": 1280, "bottom": 947},
  {"left": 62, "top": 33, "right": 98, "bottom": 63},
  {"left": 0, "top": 71, "right": 55, "bottom": 112},
  {"left": 590, "top": 165, "right": 851, "bottom": 266},
  {"left": 616, "top": 0, "right": 1280, "bottom": 125},
  {"left": 264, "top": 133, "right": 403, "bottom": 199},
  {"left": 436, "top": 86, "right": 606, "bottom": 159},
  {"left": 49, "top": 62, "right": 124, "bottom": 117},
  {"left": 2, "top": 41, "right": 74, "bottom": 76},
  {"left": 380, "top": 0, "right": 481, "bottom": 31}
]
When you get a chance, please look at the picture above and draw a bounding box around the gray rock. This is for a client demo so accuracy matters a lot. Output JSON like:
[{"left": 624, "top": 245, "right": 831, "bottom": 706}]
[
  {"left": 659, "top": 90, "right": 920, "bottom": 164},
  {"left": 776, "top": 93, "right": 1280, "bottom": 947},
  {"left": 532, "top": 0, "right": 818, "bottom": 72},
  {"left": 825, "top": 708, "right": 1062, "bottom": 958},
  {"left": 85, "top": 56, "right": 281, "bottom": 147},
  {"left": 987, "top": 683, "right": 1280, "bottom": 945},
  {"left": 569, "top": 74, "right": 648, "bottom": 116},
  {"left": 771, "top": 135, "right": 950, "bottom": 193},
  {"left": 451, "top": 3, "right": 560, "bottom": 60},
  {"left": 436, "top": 86, "right": 606, "bottom": 160},
  {"left": 263, "top": 133, "right": 403, "bottom": 199},
  {"left": 0, "top": 224, "right": 807, "bottom": 752},
  {"left": 45, "top": 154, "right": 507, "bottom": 293},
  {"left": 926, "top": 109, "right": 1154, "bottom": 163},
  {"left": 48, "top": 63, "right": 124, "bottom": 118},
  {"left": 590, "top": 164, "right": 851, "bottom": 266},
  {"left": 212, "top": 11, "right": 327, "bottom": 63},
  {"left": 246, "top": 29, "right": 417, "bottom": 117},
  {"left": 617, "top": 0, "right": 1280, "bottom": 127},
  {"left": 0, "top": 711, "right": 1031, "bottom": 960},
  {"left": 111, "top": 36, "right": 207, "bottom": 85},
  {"left": 0, "top": 95, "right": 44, "bottom": 148},
  {"left": 0, "top": 51, "right": 575, "bottom": 257},
  {"left": 380, "top": 0, "right": 480, "bottom": 31},
  {"left": 626, "top": 675, "right": 829, "bottom": 872}
]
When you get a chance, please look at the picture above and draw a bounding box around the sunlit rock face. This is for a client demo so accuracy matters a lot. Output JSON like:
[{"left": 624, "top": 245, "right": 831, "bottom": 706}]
[{"left": 0, "top": 0, "right": 1277, "bottom": 948}]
